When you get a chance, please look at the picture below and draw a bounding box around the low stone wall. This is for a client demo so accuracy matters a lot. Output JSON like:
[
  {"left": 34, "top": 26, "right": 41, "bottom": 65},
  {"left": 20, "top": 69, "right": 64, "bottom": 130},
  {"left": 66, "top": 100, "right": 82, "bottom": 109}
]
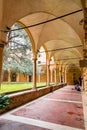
[{"left": 0, "top": 83, "right": 67, "bottom": 114}]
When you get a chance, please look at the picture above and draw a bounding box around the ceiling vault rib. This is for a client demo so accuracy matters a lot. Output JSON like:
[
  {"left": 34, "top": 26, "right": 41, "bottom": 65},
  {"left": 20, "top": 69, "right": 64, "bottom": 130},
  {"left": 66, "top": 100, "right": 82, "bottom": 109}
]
[
  {"left": 3, "top": 9, "right": 82, "bottom": 33},
  {"left": 39, "top": 45, "right": 82, "bottom": 53},
  {"left": 57, "top": 57, "right": 81, "bottom": 61}
]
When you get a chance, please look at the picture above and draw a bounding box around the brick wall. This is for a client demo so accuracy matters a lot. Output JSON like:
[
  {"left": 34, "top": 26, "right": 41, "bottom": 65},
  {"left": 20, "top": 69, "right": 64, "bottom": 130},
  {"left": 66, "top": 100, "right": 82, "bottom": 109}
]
[{"left": 19, "top": 73, "right": 27, "bottom": 82}]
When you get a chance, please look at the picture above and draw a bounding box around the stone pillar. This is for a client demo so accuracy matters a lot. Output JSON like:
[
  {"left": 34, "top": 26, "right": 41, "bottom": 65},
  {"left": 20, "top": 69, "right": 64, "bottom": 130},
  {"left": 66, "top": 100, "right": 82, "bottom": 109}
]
[
  {"left": 17, "top": 73, "right": 19, "bottom": 82},
  {"left": 8, "top": 68, "right": 11, "bottom": 82},
  {"left": 59, "top": 64, "right": 61, "bottom": 83},
  {"left": 0, "top": 43, "right": 4, "bottom": 89},
  {"left": 64, "top": 68, "right": 67, "bottom": 83},
  {"left": 59, "top": 64, "right": 62, "bottom": 83},
  {"left": 32, "top": 57, "right": 37, "bottom": 89},
  {"left": 83, "top": 8, "right": 87, "bottom": 93},
  {"left": 62, "top": 65, "right": 65, "bottom": 83},
  {"left": 61, "top": 65, "right": 63, "bottom": 83},
  {"left": 54, "top": 69, "right": 57, "bottom": 83},
  {"left": 55, "top": 64, "right": 57, "bottom": 83},
  {"left": 57, "top": 64, "right": 59, "bottom": 83},
  {"left": 38, "top": 67, "right": 41, "bottom": 83},
  {"left": 81, "top": 68, "right": 84, "bottom": 90},
  {"left": 51, "top": 69, "right": 53, "bottom": 83},
  {"left": 46, "top": 60, "right": 50, "bottom": 86}
]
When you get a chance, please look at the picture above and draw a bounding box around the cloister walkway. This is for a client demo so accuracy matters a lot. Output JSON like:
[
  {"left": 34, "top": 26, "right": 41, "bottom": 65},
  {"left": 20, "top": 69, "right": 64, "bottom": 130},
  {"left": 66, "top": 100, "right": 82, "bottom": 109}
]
[{"left": 0, "top": 85, "right": 85, "bottom": 130}]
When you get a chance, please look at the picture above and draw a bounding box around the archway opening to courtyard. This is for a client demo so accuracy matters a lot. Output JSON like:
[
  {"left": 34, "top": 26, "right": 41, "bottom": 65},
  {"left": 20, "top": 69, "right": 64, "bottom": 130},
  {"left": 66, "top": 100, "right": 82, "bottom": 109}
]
[{"left": 1, "top": 23, "right": 47, "bottom": 93}]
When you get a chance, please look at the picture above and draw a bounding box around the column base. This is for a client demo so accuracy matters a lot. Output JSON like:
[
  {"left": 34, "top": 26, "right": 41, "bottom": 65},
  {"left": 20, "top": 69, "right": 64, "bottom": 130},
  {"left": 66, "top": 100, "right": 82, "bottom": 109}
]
[
  {"left": 32, "top": 87, "right": 37, "bottom": 91},
  {"left": 46, "top": 84, "right": 50, "bottom": 87}
]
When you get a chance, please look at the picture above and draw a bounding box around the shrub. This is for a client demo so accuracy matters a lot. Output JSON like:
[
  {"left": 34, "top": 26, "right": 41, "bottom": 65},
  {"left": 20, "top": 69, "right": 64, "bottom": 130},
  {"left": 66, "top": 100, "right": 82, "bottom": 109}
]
[{"left": 0, "top": 94, "right": 10, "bottom": 109}]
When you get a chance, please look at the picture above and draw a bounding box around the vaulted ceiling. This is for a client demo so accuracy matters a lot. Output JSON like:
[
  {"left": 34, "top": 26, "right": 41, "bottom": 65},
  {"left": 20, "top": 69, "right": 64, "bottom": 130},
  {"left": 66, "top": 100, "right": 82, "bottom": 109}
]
[{"left": 0, "top": 0, "right": 86, "bottom": 70}]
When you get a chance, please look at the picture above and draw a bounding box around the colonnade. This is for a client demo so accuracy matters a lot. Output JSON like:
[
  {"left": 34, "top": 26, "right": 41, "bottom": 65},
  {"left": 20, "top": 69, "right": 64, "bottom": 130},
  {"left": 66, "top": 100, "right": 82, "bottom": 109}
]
[{"left": 0, "top": 51, "right": 66, "bottom": 90}]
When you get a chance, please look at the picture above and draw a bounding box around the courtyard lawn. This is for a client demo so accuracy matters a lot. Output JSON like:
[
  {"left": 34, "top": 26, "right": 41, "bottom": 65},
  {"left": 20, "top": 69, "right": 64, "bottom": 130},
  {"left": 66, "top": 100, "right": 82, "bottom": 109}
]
[{"left": 0, "top": 82, "right": 46, "bottom": 94}]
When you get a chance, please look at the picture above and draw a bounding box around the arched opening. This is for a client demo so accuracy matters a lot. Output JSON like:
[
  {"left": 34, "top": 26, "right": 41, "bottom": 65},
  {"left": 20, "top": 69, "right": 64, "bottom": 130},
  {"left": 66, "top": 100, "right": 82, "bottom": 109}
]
[
  {"left": 1, "top": 23, "right": 37, "bottom": 92},
  {"left": 66, "top": 64, "right": 81, "bottom": 85},
  {"left": 2, "top": 23, "right": 33, "bottom": 82},
  {"left": 11, "top": 72, "right": 17, "bottom": 82},
  {"left": 37, "top": 46, "right": 46, "bottom": 85}
]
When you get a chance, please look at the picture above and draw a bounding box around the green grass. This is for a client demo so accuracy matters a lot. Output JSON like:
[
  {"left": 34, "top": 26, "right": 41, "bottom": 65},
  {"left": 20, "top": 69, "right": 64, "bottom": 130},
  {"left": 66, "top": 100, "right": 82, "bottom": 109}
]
[{"left": 0, "top": 82, "right": 46, "bottom": 94}]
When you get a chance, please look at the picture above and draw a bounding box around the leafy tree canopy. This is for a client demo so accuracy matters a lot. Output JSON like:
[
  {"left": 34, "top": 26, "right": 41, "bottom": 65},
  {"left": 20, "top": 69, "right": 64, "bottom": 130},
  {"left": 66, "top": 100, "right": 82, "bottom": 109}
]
[{"left": 3, "top": 23, "right": 33, "bottom": 75}]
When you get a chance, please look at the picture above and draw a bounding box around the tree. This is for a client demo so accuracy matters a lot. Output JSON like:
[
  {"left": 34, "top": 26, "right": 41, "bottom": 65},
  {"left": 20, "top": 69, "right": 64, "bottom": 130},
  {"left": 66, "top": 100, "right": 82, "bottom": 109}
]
[{"left": 2, "top": 23, "right": 33, "bottom": 76}]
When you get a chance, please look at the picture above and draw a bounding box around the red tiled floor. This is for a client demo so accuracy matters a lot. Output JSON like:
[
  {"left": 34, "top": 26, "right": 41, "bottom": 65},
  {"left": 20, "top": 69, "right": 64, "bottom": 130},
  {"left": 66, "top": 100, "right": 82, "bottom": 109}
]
[
  {"left": 13, "top": 100, "right": 84, "bottom": 129},
  {"left": 58, "top": 86, "right": 81, "bottom": 94},
  {"left": 46, "top": 91, "right": 82, "bottom": 101},
  {"left": 12, "top": 86, "right": 84, "bottom": 129}
]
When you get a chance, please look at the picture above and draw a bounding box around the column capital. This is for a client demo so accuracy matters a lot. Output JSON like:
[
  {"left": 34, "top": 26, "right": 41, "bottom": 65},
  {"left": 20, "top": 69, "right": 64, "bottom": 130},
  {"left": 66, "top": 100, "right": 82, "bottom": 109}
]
[
  {"left": 32, "top": 57, "right": 37, "bottom": 61},
  {"left": 84, "top": 8, "right": 87, "bottom": 30},
  {"left": 46, "top": 62, "right": 50, "bottom": 67},
  {"left": 0, "top": 43, "right": 4, "bottom": 48},
  {"left": 46, "top": 61, "right": 50, "bottom": 66},
  {"left": 84, "top": 8, "right": 87, "bottom": 17}
]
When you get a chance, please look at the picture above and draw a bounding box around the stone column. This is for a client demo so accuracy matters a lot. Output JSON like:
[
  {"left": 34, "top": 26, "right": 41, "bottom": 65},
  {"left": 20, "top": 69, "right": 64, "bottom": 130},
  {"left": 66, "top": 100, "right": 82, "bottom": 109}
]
[
  {"left": 51, "top": 69, "right": 53, "bottom": 83},
  {"left": 81, "top": 68, "right": 84, "bottom": 90},
  {"left": 55, "top": 64, "right": 57, "bottom": 83},
  {"left": 83, "top": 8, "right": 87, "bottom": 93},
  {"left": 57, "top": 64, "right": 59, "bottom": 83},
  {"left": 61, "top": 65, "right": 63, "bottom": 83},
  {"left": 58, "top": 64, "right": 61, "bottom": 83},
  {"left": 17, "top": 73, "right": 19, "bottom": 82},
  {"left": 32, "top": 57, "right": 37, "bottom": 89},
  {"left": 62, "top": 65, "right": 65, "bottom": 83},
  {"left": 0, "top": 43, "right": 4, "bottom": 89},
  {"left": 46, "top": 60, "right": 50, "bottom": 86},
  {"left": 38, "top": 67, "right": 41, "bottom": 83},
  {"left": 54, "top": 69, "right": 57, "bottom": 83},
  {"left": 59, "top": 64, "right": 62, "bottom": 83},
  {"left": 64, "top": 66, "right": 67, "bottom": 83},
  {"left": 8, "top": 68, "right": 11, "bottom": 82}
]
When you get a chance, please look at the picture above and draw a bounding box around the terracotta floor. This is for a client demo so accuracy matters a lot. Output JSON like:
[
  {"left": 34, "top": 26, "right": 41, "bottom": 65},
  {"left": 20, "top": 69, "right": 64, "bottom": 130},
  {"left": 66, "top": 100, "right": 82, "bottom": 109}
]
[{"left": 0, "top": 85, "right": 85, "bottom": 130}]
